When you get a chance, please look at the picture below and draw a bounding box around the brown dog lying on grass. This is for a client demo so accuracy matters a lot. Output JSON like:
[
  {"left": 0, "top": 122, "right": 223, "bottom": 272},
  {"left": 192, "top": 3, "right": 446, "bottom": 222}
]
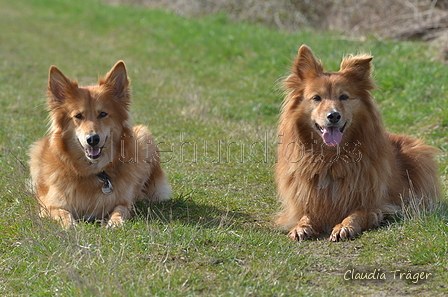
[
  {"left": 275, "top": 45, "right": 441, "bottom": 241},
  {"left": 29, "top": 61, "right": 172, "bottom": 228}
]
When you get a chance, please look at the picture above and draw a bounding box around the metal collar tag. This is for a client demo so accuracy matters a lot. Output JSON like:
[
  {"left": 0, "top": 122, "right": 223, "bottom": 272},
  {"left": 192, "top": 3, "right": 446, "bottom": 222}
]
[{"left": 97, "top": 171, "right": 113, "bottom": 195}]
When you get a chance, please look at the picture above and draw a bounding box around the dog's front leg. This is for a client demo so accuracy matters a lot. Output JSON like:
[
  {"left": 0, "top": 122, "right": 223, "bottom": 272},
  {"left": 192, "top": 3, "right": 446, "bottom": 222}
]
[
  {"left": 330, "top": 209, "right": 382, "bottom": 241},
  {"left": 41, "top": 206, "right": 77, "bottom": 229},
  {"left": 107, "top": 205, "right": 131, "bottom": 228}
]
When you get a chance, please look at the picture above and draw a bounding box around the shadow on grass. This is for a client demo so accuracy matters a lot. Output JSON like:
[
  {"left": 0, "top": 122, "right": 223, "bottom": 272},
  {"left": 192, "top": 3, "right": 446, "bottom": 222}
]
[{"left": 133, "top": 192, "right": 267, "bottom": 232}]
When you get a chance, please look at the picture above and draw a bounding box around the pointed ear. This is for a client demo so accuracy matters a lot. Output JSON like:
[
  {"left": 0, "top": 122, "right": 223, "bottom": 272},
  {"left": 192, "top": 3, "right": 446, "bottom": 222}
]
[
  {"left": 47, "top": 66, "right": 78, "bottom": 106},
  {"left": 340, "top": 54, "right": 373, "bottom": 81},
  {"left": 292, "top": 45, "right": 323, "bottom": 80},
  {"left": 102, "top": 61, "right": 129, "bottom": 100}
]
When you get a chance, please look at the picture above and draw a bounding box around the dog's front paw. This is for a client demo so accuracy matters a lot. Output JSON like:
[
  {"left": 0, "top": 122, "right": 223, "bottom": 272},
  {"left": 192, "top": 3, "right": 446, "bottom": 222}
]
[
  {"left": 106, "top": 205, "right": 130, "bottom": 228},
  {"left": 106, "top": 216, "right": 124, "bottom": 229},
  {"left": 329, "top": 225, "right": 355, "bottom": 242},
  {"left": 62, "top": 218, "right": 78, "bottom": 229},
  {"left": 47, "top": 208, "right": 77, "bottom": 229},
  {"left": 288, "top": 226, "right": 314, "bottom": 241}
]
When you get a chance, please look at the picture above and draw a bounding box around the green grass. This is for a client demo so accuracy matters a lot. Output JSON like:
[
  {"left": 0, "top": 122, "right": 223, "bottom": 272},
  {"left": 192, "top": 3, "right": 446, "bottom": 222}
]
[{"left": 1, "top": 0, "right": 447, "bottom": 295}]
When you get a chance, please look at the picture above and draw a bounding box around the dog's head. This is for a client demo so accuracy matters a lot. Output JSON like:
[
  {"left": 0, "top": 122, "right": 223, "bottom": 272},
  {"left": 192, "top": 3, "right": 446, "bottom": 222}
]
[
  {"left": 283, "top": 45, "right": 375, "bottom": 146},
  {"left": 47, "top": 61, "right": 131, "bottom": 165}
]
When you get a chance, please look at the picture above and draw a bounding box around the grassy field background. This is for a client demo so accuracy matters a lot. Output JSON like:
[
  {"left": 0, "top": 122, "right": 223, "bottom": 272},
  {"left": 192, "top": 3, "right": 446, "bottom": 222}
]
[{"left": 0, "top": 0, "right": 447, "bottom": 295}]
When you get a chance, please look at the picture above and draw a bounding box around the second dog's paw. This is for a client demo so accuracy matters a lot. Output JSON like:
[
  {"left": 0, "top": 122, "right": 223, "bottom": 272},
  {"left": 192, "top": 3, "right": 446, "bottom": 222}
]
[
  {"left": 329, "top": 225, "right": 355, "bottom": 242},
  {"left": 288, "top": 226, "right": 314, "bottom": 241}
]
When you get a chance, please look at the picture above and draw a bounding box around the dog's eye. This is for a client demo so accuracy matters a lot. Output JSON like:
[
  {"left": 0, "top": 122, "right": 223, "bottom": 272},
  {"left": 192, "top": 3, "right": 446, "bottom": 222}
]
[
  {"left": 339, "top": 94, "right": 349, "bottom": 100},
  {"left": 312, "top": 95, "right": 322, "bottom": 102},
  {"left": 74, "top": 114, "right": 83, "bottom": 120},
  {"left": 99, "top": 112, "right": 108, "bottom": 118}
]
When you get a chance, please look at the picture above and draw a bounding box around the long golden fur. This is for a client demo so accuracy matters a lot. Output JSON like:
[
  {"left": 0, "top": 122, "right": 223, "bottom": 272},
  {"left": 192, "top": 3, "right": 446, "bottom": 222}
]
[
  {"left": 29, "top": 61, "right": 172, "bottom": 228},
  {"left": 276, "top": 45, "right": 441, "bottom": 241}
]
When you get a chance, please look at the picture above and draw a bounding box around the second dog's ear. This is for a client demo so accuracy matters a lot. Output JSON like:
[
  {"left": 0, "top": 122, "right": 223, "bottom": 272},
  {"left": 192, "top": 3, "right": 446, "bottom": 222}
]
[
  {"left": 340, "top": 54, "right": 375, "bottom": 90},
  {"left": 340, "top": 55, "right": 373, "bottom": 80},
  {"left": 292, "top": 45, "right": 324, "bottom": 80},
  {"left": 48, "top": 66, "right": 78, "bottom": 106},
  {"left": 102, "top": 61, "right": 130, "bottom": 100}
]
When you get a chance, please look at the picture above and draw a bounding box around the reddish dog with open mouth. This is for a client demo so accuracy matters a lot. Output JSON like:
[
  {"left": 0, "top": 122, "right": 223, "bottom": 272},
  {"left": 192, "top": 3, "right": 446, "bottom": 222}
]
[
  {"left": 276, "top": 45, "right": 441, "bottom": 241},
  {"left": 29, "top": 61, "right": 171, "bottom": 228}
]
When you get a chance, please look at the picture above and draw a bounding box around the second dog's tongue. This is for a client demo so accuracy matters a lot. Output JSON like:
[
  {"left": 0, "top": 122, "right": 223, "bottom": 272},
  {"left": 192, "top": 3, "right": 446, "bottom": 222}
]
[{"left": 322, "top": 127, "right": 342, "bottom": 146}]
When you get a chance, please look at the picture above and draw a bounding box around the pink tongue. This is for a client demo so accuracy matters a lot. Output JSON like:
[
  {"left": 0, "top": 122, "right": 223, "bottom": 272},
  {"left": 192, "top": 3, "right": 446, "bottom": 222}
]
[
  {"left": 88, "top": 148, "right": 101, "bottom": 157},
  {"left": 322, "top": 127, "right": 343, "bottom": 146}
]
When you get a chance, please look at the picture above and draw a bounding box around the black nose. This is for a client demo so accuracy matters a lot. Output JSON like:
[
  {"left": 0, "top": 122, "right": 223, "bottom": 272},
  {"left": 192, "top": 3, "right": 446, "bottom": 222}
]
[
  {"left": 86, "top": 134, "right": 100, "bottom": 147},
  {"left": 327, "top": 111, "right": 341, "bottom": 124}
]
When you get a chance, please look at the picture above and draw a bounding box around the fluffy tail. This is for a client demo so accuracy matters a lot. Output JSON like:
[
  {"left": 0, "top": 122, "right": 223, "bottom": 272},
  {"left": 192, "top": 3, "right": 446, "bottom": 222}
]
[{"left": 390, "top": 133, "right": 441, "bottom": 208}]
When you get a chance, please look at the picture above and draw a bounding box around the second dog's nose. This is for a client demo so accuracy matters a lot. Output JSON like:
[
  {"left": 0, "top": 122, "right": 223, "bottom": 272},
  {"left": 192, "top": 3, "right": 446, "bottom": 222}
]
[
  {"left": 86, "top": 134, "right": 100, "bottom": 147},
  {"left": 327, "top": 111, "right": 341, "bottom": 124}
]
